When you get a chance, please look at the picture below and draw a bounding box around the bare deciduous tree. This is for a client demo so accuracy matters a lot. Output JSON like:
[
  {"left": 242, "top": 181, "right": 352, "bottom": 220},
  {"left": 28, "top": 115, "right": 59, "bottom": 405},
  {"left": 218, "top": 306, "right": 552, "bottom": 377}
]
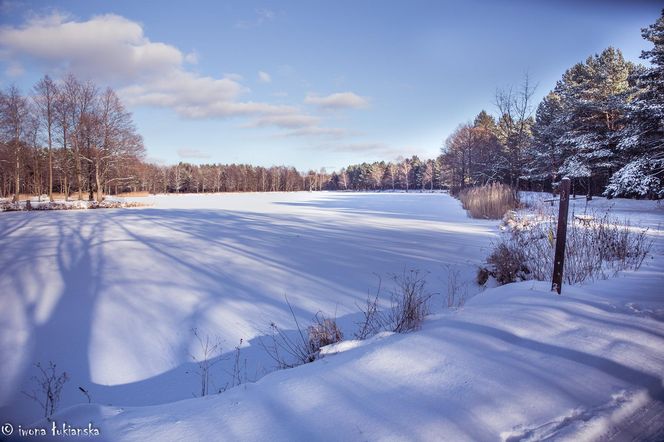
[{"left": 34, "top": 75, "right": 58, "bottom": 201}]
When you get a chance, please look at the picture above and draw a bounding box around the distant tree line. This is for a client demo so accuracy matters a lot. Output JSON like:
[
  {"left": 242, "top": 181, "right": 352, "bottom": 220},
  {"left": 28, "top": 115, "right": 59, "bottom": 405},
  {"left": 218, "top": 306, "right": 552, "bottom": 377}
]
[{"left": 2, "top": 11, "right": 662, "bottom": 199}]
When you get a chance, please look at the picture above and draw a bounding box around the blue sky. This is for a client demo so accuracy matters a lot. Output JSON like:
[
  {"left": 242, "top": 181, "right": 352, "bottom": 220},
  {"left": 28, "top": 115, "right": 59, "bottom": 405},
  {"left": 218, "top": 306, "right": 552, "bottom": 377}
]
[{"left": 0, "top": 0, "right": 660, "bottom": 171}]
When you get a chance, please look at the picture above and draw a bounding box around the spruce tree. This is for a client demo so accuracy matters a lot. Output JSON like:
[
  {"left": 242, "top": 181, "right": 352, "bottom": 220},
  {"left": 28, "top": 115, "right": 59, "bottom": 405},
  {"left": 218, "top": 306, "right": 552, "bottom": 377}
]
[{"left": 606, "top": 10, "right": 664, "bottom": 198}]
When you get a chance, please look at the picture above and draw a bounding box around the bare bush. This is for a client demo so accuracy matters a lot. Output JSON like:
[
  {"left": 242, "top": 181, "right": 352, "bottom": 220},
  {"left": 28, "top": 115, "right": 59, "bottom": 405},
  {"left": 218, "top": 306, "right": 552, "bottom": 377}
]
[
  {"left": 261, "top": 298, "right": 343, "bottom": 369},
  {"left": 354, "top": 277, "right": 388, "bottom": 340},
  {"left": 486, "top": 242, "right": 530, "bottom": 284},
  {"left": 446, "top": 266, "right": 467, "bottom": 308},
  {"left": 223, "top": 339, "right": 248, "bottom": 392},
  {"left": 308, "top": 315, "right": 343, "bottom": 354},
  {"left": 476, "top": 267, "right": 490, "bottom": 286},
  {"left": 355, "top": 270, "right": 432, "bottom": 338},
  {"left": 22, "top": 361, "right": 69, "bottom": 420},
  {"left": 487, "top": 209, "right": 652, "bottom": 286},
  {"left": 190, "top": 328, "right": 223, "bottom": 397},
  {"left": 458, "top": 183, "right": 520, "bottom": 219}
]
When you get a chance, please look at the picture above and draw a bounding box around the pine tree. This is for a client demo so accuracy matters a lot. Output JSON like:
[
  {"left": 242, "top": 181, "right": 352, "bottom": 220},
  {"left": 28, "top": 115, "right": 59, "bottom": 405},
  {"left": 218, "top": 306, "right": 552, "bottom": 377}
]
[
  {"left": 606, "top": 10, "right": 664, "bottom": 198},
  {"left": 472, "top": 110, "right": 503, "bottom": 184},
  {"left": 529, "top": 91, "right": 565, "bottom": 187},
  {"left": 533, "top": 48, "right": 634, "bottom": 197}
]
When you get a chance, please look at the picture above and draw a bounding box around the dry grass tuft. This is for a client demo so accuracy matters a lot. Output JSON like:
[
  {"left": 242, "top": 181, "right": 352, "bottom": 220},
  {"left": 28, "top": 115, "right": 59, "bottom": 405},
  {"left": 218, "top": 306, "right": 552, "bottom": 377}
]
[
  {"left": 458, "top": 183, "right": 519, "bottom": 219},
  {"left": 116, "top": 191, "right": 151, "bottom": 197}
]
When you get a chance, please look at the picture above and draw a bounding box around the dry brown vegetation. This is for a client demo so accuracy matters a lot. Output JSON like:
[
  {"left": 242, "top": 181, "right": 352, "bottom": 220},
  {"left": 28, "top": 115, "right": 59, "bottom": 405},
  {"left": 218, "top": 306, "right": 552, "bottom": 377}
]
[
  {"left": 117, "top": 191, "right": 151, "bottom": 197},
  {"left": 458, "top": 183, "right": 520, "bottom": 219},
  {"left": 486, "top": 209, "right": 652, "bottom": 285}
]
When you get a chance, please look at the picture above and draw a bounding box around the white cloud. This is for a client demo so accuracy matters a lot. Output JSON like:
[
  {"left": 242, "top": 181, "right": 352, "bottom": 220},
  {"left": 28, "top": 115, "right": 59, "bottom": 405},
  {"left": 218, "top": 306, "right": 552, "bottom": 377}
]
[
  {"left": 321, "top": 142, "right": 412, "bottom": 159},
  {"left": 5, "top": 61, "right": 24, "bottom": 77},
  {"left": 223, "top": 72, "right": 243, "bottom": 82},
  {"left": 305, "top": 92, "right": 369, "bottom": 110},
  {"left": 184, "top": 51, "right": 199, "bottom": 64},
  {"left": 236, "top": 8, "right": 276, "bottom": 29},
  {"left": 248, "top": 113, "right": 319, "bottom": 129},
  {"left": 284, "top": 127, "right": 347, "bottom": 138},
  {"left": 258, "top": 70, "right": 271, "bottom": 83},
  {"left": 0, "top": 12, "right": 348, "bottom": 137},
  {"left": 331, "top": 142, "right": 388, "bottom": 153},
  {"left": 0, "top": 13, "right": 182, "bottom": 82},
  {"left": 177, "top": 148, "right": 211, "bottom": 159}
]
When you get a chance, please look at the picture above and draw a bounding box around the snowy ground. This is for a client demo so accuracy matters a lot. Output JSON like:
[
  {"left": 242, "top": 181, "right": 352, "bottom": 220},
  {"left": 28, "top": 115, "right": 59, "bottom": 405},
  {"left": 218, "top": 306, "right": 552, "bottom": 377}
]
[{"left": 0, "top": 191, "right": 662, "bottom": 441}]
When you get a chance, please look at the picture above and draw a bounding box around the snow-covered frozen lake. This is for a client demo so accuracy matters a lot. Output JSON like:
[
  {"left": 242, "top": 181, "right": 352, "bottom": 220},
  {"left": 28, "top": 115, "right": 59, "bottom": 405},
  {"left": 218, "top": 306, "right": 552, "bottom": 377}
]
[
  {"left": 2, "top": 192, "right": 663, "bottom": 440},
  {"left": 0, "top": 192, "right": 496, "bottom": 423}
]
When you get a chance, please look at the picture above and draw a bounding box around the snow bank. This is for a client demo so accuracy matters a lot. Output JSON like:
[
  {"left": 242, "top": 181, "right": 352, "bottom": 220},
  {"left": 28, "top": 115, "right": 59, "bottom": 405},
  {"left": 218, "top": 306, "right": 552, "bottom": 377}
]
[{"left": 56, "top": 272, "right": 664, "bottom": 441}]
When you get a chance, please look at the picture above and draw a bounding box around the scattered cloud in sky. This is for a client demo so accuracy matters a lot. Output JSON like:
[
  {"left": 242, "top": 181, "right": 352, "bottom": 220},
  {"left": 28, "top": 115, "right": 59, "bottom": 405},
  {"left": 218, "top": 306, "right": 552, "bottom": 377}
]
[
  {"left": 0, "top": 12, "right": 354, "bottom": 137},
  {"left": 4, "top": 61, "right": 24, "bottom": 77},
  {"left": 331, "top": 142, "right": 389, "bottom": 153},
  {"left": 321, "top": 142, "right": 417, "bottom": 160},
  {"left": 284, "top": 127, "right": 348, "bottom": 138},
  {"left": 0, "top": 13, "right": 182, "bottom": 82},
  {"left": 184, "top": 50, "right": 199, "bottom": 64},
  {"left": 223, "top": 72, "right": 243, "bottom": 82},
  {"left": 248, "top": 113, "right": 319, "bottom": 129},
  {"left": 305, "top": 92, "right": 369, "bottom": 110},
  {"left": 258, "top": 70, "right": 271, "bottom": 83},
  {"left": 235, "top": 8, "right": 276, "bottom": 29},
  {"left": 177, "top": 148, "right": 211, "bottom": 159}
]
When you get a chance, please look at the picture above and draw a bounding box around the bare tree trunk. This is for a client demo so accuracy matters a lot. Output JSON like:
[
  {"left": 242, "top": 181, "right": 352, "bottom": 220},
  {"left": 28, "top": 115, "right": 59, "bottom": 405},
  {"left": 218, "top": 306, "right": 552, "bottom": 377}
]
[
  {"left": 13, "top": 145, "right": 20, "bottom": 202},
  {"left": 74, "top": 146, "right": 83, "bottom": 200},
  {"left": 48, "top": 146, "right": 53, "bottom": 201},
  {"left": 95, "top": 163, "right": 103, "bottom": 202}
]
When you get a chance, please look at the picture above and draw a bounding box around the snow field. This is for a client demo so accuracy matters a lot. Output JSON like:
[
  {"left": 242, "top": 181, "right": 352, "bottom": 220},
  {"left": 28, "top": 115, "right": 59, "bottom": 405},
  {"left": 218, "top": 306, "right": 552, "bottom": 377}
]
[{"left": 1, "top": 191, "right": 662, "bottom": 440}]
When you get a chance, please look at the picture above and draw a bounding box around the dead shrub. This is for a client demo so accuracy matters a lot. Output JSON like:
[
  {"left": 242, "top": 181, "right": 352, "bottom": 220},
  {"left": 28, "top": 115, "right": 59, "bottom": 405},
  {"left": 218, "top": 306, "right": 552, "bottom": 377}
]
[
  {"left": 389, "top": 270, "right": 432, "bottom": 332},
  {"left": 355, "top": 270, "right": 432, "bottom": 338},
  {"left": 476, "top": 267, "right": 490, "bottom": 286},
  {"left": 189, "top": 328, "right": 223, "bottom": 397},
  {"left": 261, "top": 298, "right": 343, "bottom": 369},
  {"left": 487, "top": 209, "right": 652, "bottom": 286},
  {"left": 308, "top": 316, "right": 343, "bottom": 354},
  {"left": 22, "top": 361, "right": 69, "bottom": 420},
  {"left": 486, "top": 242, "right": 530, "bottom": 285},
  {"left": 458, "top": 183, "right": 520, "bottom": 219},
  {"left": 445, "top": 265, "right": 468, "bottom": 308},
  {"left": 354, "top": 278, "right": 384, "bottom": 340}
]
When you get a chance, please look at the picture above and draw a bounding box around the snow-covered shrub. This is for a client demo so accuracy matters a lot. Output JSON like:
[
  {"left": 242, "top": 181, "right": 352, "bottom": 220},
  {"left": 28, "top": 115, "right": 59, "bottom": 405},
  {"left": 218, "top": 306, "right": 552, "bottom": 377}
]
[
  {"left": 458, "top": 183, "right": 519, "bottom": 219},
  {"left": 0, "top": 200, "right": 26, "bottom": 211},
  {"left": 486, "top": 209, "right": 652, "bottom": 286},
  {"left": 0, "top": 199, "right": 148, "bottom": 211},
  {"left": 486, "top": 242, "right": 530, "bottom": 284},
  {"left": 603, "top": 158, "right": 664, "bottom": 199}
]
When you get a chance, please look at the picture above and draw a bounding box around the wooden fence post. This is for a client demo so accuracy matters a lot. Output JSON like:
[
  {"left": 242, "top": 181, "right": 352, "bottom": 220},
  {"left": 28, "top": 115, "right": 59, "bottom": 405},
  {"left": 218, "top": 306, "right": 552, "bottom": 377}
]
[{"left": 552, "top": 177, "right": 571, "bottom": 294}]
